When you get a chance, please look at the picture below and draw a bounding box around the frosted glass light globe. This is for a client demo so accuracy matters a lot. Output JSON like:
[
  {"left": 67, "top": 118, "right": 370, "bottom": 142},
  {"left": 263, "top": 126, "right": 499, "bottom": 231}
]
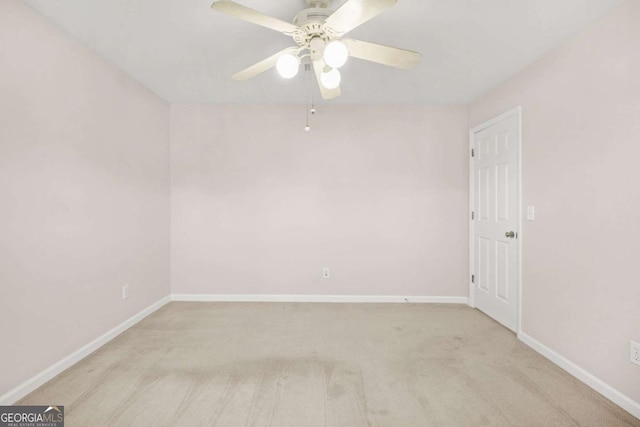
[
  {"left": 276, "top": 53, "right": 300, "bottom": 79},
  {"left": 323, "top": 40, "right": 349, "bottom": 69},
  {"left": 320, "top": 68, "right": 341, "bottom": 89}
]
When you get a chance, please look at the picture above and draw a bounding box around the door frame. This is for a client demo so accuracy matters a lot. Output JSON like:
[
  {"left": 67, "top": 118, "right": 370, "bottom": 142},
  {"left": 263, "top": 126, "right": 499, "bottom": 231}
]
[{"left": 468, "top": 106, "right": 523, "bottom": 334}]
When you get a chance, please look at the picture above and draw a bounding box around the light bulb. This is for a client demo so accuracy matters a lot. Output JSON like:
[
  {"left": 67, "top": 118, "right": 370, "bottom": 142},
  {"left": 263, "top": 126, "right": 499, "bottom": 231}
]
[
  {"left": 304, "top": 125, "right": 311, "bottom": 132},
  {"left": 276, "top": 53, "right": 300, "bottom": 79},
  {"left": 320, "top": 68, "right": 341, "bottom": 89},
  {"left": 323, "top": 40, "right": 349, "bottom": 69}
]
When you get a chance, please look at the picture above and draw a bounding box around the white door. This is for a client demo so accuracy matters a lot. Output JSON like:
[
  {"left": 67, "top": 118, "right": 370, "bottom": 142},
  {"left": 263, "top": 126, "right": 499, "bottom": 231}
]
[{"left": 471, "top": 109, "right": 521, "bottom": 332}]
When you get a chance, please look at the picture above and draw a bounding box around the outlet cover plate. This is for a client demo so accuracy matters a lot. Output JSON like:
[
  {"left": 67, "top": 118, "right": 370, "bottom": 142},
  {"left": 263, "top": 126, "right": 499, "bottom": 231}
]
[
  {"left": 122, "top": 284, "right": 130, "bottom": 300},
  {"left": 631, "top": 341, "right": 640, "bottom": 366}
]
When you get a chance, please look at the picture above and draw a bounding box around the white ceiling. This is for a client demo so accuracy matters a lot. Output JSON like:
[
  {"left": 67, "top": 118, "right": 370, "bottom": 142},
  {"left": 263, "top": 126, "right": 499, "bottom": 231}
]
[{"left": 24, "top": 0, "right": 623, "bottom": 104}]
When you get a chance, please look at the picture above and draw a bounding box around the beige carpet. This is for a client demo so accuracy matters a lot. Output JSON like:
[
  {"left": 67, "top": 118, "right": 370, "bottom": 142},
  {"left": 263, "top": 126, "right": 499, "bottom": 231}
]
[{"left": 20, "top": 302, "right": 639, "bottom": 426}]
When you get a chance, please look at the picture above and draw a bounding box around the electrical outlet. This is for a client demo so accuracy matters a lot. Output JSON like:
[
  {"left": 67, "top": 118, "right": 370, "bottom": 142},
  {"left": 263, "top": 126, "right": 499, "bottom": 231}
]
[
  {"left": 631, "top": 341, "right": 640, "bottom": 366},
  {"left": 122, "top": 284, "right": 129, "bottom": 300},
  {"left": 322, "top": 268, "right": 330, "bottom": 279}
]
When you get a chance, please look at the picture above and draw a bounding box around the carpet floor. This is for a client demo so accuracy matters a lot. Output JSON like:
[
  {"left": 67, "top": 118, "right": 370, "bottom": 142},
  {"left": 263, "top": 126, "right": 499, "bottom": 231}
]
[{"left": 19, "top": 302, "right": 640, "bottom": 426}]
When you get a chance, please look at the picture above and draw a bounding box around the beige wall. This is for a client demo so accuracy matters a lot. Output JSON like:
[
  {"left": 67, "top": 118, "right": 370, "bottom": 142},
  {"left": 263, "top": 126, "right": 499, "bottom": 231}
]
[
  {"left": 470, "top": 1, "right": 640, "bottom": 403},
  {"left": 171, "top": 105, "right": 469, "bottom": 297},
  {"left": 0, "top": 1, "right": 170, "bottom": 397}
]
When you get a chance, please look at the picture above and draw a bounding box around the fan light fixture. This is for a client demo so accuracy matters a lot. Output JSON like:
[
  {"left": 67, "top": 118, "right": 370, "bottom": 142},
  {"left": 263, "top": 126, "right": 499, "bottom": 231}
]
[
  {"left": 276, "top": 53, "right": 300, "bottom": 78},
  {"left": 320, "top": 68, "right": 341, "bottom": 89},
  {"left": 323, "top": 40, "right": 349, "bottom": 69}
]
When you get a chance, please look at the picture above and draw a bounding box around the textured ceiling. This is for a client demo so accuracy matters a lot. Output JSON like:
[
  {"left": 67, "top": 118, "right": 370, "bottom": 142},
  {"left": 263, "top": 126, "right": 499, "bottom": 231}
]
[{"left": 23, "top": 0, "right": 623, "bottom": 104}]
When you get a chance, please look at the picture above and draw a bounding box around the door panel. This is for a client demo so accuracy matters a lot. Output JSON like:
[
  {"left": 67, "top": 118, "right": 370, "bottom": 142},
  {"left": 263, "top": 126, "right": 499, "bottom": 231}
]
[
  {"left": 472, "top": 112, "right": 520, "bottom": 331},
  {"left": 496, "top": 163, "right": 509, "bottom": 222},
  {"left": 496, "top": 241, "right": 509, "bottom": 301},
  {"left": 478, "top": 237, "right": 490, "bottom": 292},
  {"left": 478, "top": 167, "right": 491, "bottom": 221}
]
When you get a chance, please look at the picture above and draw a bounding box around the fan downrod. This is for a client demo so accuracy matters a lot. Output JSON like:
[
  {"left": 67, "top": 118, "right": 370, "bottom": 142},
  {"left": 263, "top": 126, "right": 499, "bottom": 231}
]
[{"left": 305, "top": 0, "right": 331, "bottom": 9}]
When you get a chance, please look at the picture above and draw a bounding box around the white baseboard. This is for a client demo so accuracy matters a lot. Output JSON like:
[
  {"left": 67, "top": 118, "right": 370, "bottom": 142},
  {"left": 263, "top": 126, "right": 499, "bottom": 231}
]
[
  {"left": 171, "top": 294, "right": 469, "bottom": 304},
  {"left": 518, "top": 332, "right": 640, "bottom": 419},
  {"left": 0, "top": 295, "right": 171, "bottom": 405}
]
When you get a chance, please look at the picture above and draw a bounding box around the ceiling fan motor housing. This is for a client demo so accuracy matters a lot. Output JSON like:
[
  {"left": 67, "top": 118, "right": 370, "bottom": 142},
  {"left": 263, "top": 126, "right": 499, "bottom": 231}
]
[{"left": 292, "top": 8, "right": 338, "bottom": 48}]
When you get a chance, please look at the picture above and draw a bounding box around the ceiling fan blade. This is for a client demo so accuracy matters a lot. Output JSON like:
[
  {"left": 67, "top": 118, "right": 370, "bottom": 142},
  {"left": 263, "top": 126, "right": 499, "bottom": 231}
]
[
  {"left": 313, "top": 60, "right": 341, "bottom": 100},
  {"left": 343, "top": 39, "right": 421, "bottom": 70},
  {"left": 232, "top": 47, "right": 299, "bottom": 81},
  {"left": 211, "top": 1, "right": 299, "bottom": 34},
  {"left": 325, "top": 0, "right": 397, "bottom": 35}
]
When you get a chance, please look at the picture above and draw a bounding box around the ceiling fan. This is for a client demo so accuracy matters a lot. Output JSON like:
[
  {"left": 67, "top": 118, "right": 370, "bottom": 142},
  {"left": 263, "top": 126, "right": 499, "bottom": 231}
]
[{"left": 211, "top": 0, "right": 422, "bottom": 100}]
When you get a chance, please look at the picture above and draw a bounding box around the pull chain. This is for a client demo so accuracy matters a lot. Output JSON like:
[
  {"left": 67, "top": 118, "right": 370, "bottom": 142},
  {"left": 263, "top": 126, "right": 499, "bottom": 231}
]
[
  {"left": 304, "top": 63, "right": 311, "bottom": 132},
  {"left": 310, "top": 75, "right": 316, "bottom": 117}
]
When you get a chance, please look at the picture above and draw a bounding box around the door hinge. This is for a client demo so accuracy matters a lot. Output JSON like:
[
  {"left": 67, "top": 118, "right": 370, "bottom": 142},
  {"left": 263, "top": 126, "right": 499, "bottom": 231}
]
[
  {"left": 471, "top": 274, "right": 475, "bottom": 283},
  {"left": 471, "top": 148, "right": 475, "bottom": 157},
  {"left": 471, "top": 211, "right": 475, "bottom": 220}
]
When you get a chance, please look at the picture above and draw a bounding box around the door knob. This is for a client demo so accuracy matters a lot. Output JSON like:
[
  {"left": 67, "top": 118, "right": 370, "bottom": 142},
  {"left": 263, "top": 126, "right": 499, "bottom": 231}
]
[{"left": 505, "top": 231, "right": 516, "bottom": 238}]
